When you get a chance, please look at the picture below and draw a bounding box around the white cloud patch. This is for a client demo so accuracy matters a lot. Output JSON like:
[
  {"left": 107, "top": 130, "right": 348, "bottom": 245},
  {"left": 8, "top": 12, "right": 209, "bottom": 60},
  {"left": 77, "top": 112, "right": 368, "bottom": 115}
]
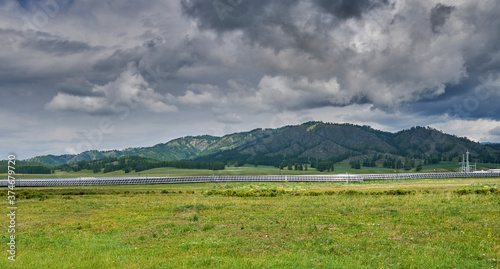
[
  {"left": 214, "top": 111, "right": 242, "bottom": 124},
  {"left": 431, "top": 118, "right": 500, "bottom": 142},
  {"left": 45, "top": 93, "right": 108, "bottom": 114},
  {"left": 174, "top": 83, "right": 226, "bottom": 106},
  {"left": 46, "top": 63, "right": 177, "bottom": 114},
  {"left": 250, "top": 75, "right": 342, "bottom": 111}
]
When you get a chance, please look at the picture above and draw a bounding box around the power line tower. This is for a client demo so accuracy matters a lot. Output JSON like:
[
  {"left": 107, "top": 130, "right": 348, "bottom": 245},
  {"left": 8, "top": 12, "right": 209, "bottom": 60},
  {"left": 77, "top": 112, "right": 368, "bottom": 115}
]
[{"left": 460, "top": 150, "right": 476, "bottom": 172}]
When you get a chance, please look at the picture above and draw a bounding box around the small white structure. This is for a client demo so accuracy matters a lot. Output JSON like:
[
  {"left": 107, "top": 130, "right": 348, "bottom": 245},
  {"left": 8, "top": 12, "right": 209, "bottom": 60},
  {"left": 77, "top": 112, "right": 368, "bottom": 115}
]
[
  {"left": 460, "top": 150, "right": 476, "bottom": 172},
  {"left": 488, "top": 169, "right": 500, "bottom": 173}
]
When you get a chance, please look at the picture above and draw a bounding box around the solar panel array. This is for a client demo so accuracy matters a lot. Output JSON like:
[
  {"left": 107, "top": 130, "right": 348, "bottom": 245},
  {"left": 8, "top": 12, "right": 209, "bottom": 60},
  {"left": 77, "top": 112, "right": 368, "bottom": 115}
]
[{"left": 1, "top": 172, "right": 500, "bottom": 187}]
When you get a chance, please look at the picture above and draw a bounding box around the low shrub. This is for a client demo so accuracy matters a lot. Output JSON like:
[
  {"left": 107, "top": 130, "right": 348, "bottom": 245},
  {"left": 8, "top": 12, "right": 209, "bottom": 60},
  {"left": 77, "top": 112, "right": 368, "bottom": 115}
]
[
  {"left": 305, "top": 191, "right": 322, "bottom": 196},
  {"left": 454, "top": 188, "right": 497, "bottom": 195},
  {"left": 385, "top": 189, "right": 415, "bottom": 195},
  {"left": 454, "top": 188, "right": 473, "bottom": 195},
  {"left": 17, "top": 190, "right": 49, "bottom": 200},
  {"left": 338, "top": 190, "right": 360, "bottom": 195},
  {"left": 474, "top": 188, "right": 489, "bottom": 195},
  {"left": 369, "top": 191, "right": 384, "bottom": 195},
  {"left": 203, "top": 188, "right": 427, "bottom": 197},
  {"left": 203, "top": 189, "right": 287, "bottom": 197}
]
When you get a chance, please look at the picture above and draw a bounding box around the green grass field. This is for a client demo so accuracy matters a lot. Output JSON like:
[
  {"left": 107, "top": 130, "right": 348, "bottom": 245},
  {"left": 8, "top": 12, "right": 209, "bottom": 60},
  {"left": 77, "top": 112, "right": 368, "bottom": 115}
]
[{"left": 1, "top": 177, "right": 499, "bottom": 268}]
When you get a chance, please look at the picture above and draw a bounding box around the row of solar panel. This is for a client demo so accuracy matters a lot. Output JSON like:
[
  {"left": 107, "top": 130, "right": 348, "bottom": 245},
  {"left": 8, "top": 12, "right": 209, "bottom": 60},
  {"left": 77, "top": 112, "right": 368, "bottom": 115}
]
[{"left": 1, "top": 172, "right": 499, "bottom": 187}]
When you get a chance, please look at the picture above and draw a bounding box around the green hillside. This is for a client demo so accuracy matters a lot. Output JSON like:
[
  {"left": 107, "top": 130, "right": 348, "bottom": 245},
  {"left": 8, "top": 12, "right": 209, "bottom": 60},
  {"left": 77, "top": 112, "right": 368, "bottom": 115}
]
[{"left": 25, "top": 122, "right": 500, "bottom": 168}]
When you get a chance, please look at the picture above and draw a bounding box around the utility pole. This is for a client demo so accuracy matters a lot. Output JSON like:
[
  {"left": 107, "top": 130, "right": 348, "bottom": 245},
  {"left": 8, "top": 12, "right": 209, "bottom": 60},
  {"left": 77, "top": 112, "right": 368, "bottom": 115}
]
[{"left": 466, "top": 151, "right": 470, "bottom": 173}]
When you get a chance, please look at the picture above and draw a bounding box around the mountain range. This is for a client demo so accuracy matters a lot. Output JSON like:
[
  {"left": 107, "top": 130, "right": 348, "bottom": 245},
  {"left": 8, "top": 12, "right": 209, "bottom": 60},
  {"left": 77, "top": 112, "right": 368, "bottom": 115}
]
[{"left": 27, "top": 122, "right": 500, "bottom": 166}]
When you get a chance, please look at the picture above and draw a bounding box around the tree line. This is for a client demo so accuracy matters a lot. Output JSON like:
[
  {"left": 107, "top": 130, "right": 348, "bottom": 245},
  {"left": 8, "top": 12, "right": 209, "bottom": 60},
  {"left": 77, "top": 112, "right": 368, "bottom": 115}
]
[
  {"left": 0, "top": 161, "right": 52, "bottom": 174},
  {"left": 56, "top": 156, "right": 225, "bottom": 174}
]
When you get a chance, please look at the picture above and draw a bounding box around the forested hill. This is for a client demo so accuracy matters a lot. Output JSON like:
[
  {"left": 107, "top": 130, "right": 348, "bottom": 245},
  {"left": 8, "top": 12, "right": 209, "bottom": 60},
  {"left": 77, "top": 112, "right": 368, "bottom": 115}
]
[{"left": 26, "top": 122, "right": 500, "bottom": 166}]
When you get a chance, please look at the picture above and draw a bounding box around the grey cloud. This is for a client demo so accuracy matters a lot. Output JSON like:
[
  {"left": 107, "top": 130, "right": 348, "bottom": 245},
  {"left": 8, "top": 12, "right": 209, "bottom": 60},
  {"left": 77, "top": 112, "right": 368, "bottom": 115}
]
[
  {"left": 180, "top": 0, "right": 388, "bottom": 57},
  {"left": 92, "top": 49, "right": 143, "bottom": 78},
  {"left": 181, "top": 0, "right": 344, "bottom": 57},
  {"left": 1, "top": 28, "right": 97, "bottom": 56},
  {"left": 23, "top": 38, "right": 94, "bottom": 56},
  {"left": 179, "top": 2, "right": 272, "bottom": 57},
  {"left": 7, "top": 0, "right": 500, "bottom": 115},
  {"left": 181, "top": 0, "right": 470, "bottom": 111},
  {"left": 0, "top": 28, "right": 53, "bottom": 39},
  {"left": 314, "top": 0, "right": 388, "bottom": 20},
  {"left": 410, "top": 94, "right": 500, "bottom": 122},
  {"left": 93, "top": 36, "right": 205, "bottom": 88},
  {"left": 430, "top": 3, "right": 455, "bottom": 33},
  {"left": 56, "top": 77, "right": 99, "bottom": 97},
  {"left": 0, "top": 27, "right": 103, "bottom": 89},
  {"left": 180, "top": 0, "right": 297, "bottom": 32},
  {"left": 408, "top": 73, "right": 500, "bottom": 121},
  {"left": 212, "top": 107, "right": 242, "bottom": 124},
  {"left": 46, "top": 63, "right": 178, "bottom": 115},
  {"left": 459, "top": 2, "right": 500, "bottom": 75},
  {"left": 490, "top": 126, "right": 500, "bottom": 136},
  {"left": 181, "top": 0, "right": 388, "bottom": 32}
]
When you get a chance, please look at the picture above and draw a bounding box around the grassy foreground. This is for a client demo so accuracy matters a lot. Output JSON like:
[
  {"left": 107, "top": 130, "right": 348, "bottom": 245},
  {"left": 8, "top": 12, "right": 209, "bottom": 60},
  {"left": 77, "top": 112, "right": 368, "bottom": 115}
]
[{"left": 2, "top": 178, "right": 499, "bottom": 268}]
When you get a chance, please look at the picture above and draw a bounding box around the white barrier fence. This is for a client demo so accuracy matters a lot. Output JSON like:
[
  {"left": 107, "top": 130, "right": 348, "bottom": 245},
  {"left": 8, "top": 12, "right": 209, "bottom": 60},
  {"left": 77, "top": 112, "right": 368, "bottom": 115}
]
[{"left": 1, "top": 172, "right": 500, "bottom": 187}]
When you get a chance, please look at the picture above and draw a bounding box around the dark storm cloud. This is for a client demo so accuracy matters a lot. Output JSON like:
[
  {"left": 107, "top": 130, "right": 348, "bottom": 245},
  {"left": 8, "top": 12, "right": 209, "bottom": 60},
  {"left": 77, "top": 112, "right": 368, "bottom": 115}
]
[
  {"left": 92, "top": 49, "right": 144, "bottom": 79},
  {"left": 180, "top": 0, "right": 298, "bottom": 32},
  {"left": 410, "top": 94, "right": 500, "bottom": 121},
  {"left": 408, "top": 74, "right": 500, "bottom": 122},
  {"left": 490, "top": 126, "right": 500, "bottom": 136},
  {"left": 0, "top": 27, "right": 100, "bottom": 84},
  {"left": 430, "top": 3, "right": 455, "bottom": 33},
  {"left": 22, "top": 37, "right": 94, "bottom": 55},
  {"left": 177, "top": 0, "right": 500, "bottom": 115},
  {"left": 56, "top": 77, "right": 98, "bottom": 97},
  {"left": 92, "top": 38, "right": 198, "bottom": 88},
  {"left": 459, "top": 2, "right": 500, "bottom": 75},
  {"left": 181, "top": 0, "right": 321, "bottom": 55},
  {"left": 181, "top": 0, "right": 388, "bottom": 30},
  {"left": 180, "top": 0, "right": 388, "bottom": 56},
  {"left": 314, "top": 0, "right": 388, "bottom": 19},
  {"left": 0, "top": 27, "right": 53, "bottom": 39}
]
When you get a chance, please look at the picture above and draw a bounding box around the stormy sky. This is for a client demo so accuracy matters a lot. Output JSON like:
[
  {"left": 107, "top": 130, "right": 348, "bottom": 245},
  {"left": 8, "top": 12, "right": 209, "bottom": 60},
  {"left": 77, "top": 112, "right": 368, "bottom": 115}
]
[{"left": 1, "top": 0, "right": 500, "bottom": 159}]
